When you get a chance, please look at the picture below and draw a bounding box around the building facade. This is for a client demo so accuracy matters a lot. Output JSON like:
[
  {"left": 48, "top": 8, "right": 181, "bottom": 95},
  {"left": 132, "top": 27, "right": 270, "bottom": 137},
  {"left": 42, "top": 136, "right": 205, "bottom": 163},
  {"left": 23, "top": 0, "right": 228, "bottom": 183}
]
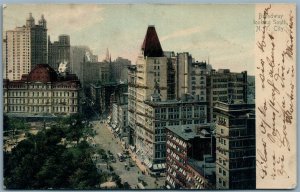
[
  {"left": 214, "top": 101, "right": 255, "bottom": 189},
  {"left": 206, "top": 69, "right": 247, "bottom": 122},
  {"left": 4, "top": 13, "right": 47, "bottom": 80},
  {"left": 128, "top": 26, "right": 250, "bottom": 179},
  {"left": 128, "top": 26, "right": 211, "bottom": 170},
  {"left": 3, "top": 64, "right": 80, "bottom": 116},
  {"left": 165, "top": 125, "right": 215, "bottom": 189},
  {"left": 90, "top": 82, "right": 128, "bottom": 115},
  {"left": 70, "top": 45, "right": 98, "bottom": 81},
  {"left": 112, "top": 57, "right": 131, "bottom": 83},
  {"left": 48, "top": 34, "right": 71, "bottom": 71},
  {"left": 111, "top": 99, "right": 129, "bottom": 141}
]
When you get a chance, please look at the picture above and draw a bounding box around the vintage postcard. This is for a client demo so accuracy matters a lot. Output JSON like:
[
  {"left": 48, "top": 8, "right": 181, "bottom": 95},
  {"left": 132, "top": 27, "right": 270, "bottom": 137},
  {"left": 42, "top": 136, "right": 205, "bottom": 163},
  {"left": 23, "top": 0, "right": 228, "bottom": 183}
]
[{"left": 2, "top": 4, "right": 296, "bottom": 190}]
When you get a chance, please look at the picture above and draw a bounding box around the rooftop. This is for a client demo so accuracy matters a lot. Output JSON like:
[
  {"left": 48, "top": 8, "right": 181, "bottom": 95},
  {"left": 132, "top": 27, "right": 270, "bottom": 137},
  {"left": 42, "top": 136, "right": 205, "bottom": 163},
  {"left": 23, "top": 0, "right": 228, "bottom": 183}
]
[
  {"left": 141, "top": 26, "right": 163, "bottom": 57},
  {"left": 144, "top": 99, "right": 207, "bottom": 107},
  {"left": 214, "top": 101, "right": 255, "bottom": 112},
  {"left": 188, "top": 155, "right": 216, "bottom": 178},
  {"left": 166, "top": 125, "right": 197, "bottom": 141},
  {"left": 27, "top": 64, "right": 58, "bottom": 83}
]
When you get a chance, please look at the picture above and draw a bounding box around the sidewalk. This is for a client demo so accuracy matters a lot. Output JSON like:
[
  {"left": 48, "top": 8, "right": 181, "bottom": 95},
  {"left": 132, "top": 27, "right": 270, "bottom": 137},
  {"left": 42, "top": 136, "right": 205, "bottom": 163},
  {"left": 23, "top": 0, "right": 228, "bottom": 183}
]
[{"left": 128, "top": 149, "right": 148, "bottom": 174}]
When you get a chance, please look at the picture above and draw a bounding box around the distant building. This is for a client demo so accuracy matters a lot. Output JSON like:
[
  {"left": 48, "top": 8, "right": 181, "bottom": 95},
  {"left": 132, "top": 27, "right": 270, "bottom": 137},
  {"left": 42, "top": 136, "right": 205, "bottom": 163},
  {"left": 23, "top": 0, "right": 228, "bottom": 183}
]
[
  {"left": 4, "top": 13, "right": 47, "bottom": 80},
  {"left": 3, "top": 64, "right": 80, "bottom": 117},
  {"left": 70, "top": 46, "right": 98, "bottom": 81},
  {"left": 111, "top": 93, "right": 129, "bottom": 143},
  {"left": 189, "top": 61, "right": 207, "bottom": 101},
  {"left": 90, "top": 82, "right": 128, "bottom": 114},
  {"left": 214, "top": 101, "right": 255, "bottom": 189},
  {"left": 165, "top": 125, "right": 215, "bottom": 189},
  {"left": 81, "top": 61, "right": 110, "bottom": 87},
  {"left": 48, "top": 34, "right": 70, "bottom": 71},
  {"left": 113, "top": 57, "right": 131, "bottom": 83}
]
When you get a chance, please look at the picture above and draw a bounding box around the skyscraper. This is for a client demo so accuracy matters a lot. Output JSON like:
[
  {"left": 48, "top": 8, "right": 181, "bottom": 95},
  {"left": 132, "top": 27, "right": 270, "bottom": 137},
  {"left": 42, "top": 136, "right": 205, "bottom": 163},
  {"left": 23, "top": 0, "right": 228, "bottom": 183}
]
[
  {"left": 48, "top": 34, "right": 71, "bottom": 71},
  {"left": 128, "top": 26, "right": 209, "bottom": 171},
  {"left": 214, "top": 101, "right": 255, "bottom": 189},
  {"left": 206, "top": 69, "right": 248, "bottom": 122},
  {"left": 70, "top": 45, "right": 98, "bottom": 81},
  {"left": 4, "top": 13, "right": 47, "bottom": 80}
]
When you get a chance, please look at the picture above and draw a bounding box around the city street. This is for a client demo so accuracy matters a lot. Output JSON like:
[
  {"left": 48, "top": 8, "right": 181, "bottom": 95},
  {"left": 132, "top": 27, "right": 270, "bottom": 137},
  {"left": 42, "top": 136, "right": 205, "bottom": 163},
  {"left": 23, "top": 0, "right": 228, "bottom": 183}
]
[{"left": 91, "top": 120, "right": 165, "bottom": 189}]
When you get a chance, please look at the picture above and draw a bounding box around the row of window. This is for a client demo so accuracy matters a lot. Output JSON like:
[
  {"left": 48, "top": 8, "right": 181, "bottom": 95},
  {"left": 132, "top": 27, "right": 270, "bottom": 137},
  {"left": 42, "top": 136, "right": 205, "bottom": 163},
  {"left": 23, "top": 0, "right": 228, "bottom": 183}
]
[
  {"left": 155, "top": 151, "right": 166, "bottom": 158},
  {"left": 191, "top": 81, "right": 205, "bottom": 85},
  {"left": 155, "top": 135, "right": 166, "bottom": 142},
  {"left": 218, "top": 137, "right": 227, "bottom": 145},
  {"left": 7, "top": 91, "right": 77, "bottom": 97},
  {"left": 229, "top": 149, "right": 255, "bottom": 158},
  {"left": 218, "top": 177, "right": 227, "bottom": 188},
  {"left": 191, "top": 76, "right": 205, "bottom": 80},
  {"left": 5, "top": 105, "right": 77, "bottom": 113},
  {"left": 218, "top": 167, "right": 227, "bottom": 176},
  {"left": 7, "top": 98, "right": 77, "bottom": 105},
  {"left": 218, "top": 157, "right": 227, "bottom": 166},
  {"left": 153, "top": 119, "right": 206, "bottom": 129},
  {"left": 155, "top": 106, "right": 205, "bottom": 114}
]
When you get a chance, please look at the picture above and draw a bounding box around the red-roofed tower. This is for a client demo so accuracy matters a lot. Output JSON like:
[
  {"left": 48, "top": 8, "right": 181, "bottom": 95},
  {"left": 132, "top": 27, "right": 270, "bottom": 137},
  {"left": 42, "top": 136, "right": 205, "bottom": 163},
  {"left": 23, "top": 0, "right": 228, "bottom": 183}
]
[{"left": 141, "top": 25, "right": 163, "bottom": 57}]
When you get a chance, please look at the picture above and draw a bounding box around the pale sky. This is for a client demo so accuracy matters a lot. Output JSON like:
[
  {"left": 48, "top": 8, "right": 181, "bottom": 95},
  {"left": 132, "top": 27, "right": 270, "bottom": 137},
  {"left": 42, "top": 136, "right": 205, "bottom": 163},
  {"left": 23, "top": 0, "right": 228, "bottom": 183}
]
[{"left": 3, "top": 4, "right": 255, "bottom": 75}]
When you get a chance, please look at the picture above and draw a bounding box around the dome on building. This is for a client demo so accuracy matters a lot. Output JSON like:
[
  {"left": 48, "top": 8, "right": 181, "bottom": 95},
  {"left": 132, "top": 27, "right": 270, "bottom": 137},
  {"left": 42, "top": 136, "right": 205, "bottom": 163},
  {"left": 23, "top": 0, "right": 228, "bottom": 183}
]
[{"left": 27, "top": 64, "right": 58, "bottom": 83}]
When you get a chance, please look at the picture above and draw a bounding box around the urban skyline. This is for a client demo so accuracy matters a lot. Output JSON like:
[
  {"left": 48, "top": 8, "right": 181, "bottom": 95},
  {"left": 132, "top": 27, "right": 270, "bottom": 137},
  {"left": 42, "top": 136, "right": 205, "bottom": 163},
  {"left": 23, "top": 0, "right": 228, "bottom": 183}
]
[
  {"left": 3, "top": 5, "right": 256, "bottom": 190},
  {"left": 3, "top": 4, "right": 255, "bottom": 75}
]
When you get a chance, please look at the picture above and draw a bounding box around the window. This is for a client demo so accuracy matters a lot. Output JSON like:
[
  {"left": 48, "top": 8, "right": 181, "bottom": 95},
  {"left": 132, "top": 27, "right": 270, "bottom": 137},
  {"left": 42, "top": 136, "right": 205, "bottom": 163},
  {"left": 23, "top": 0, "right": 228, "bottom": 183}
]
[
  {"left": 223, "top": 170, "right": 226, "bottom": 176},
  {"left": 155, "top": 152, "right": 160, "bottom": 158},
  {"left": 219, "top": 167, "right": 222, "bottom": 173},
  {"left": 222, "top": 181, "right": 226, "bottom": 187}
]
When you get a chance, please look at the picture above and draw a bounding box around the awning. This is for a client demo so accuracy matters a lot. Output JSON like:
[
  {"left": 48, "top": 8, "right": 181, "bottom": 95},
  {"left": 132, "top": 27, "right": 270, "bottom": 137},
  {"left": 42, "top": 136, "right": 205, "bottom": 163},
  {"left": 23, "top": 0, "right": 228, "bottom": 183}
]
[
  {"left": 158, "top": 164, "right": 162, "bottom": 169},
  {"left": 137, "top": 183, "right": 145, "bottom": 189},
  {"left": 144, "top": 158, "right": 152, "bottom": 168},
  {"left": 166, "top": 185, "right": 171, "bottom": 189},
  {"left": 152, "top": 163, "right": 166, "bottom": 170},
  {"left": 130, "top": 146, "right": 135, "bottom": 151}
]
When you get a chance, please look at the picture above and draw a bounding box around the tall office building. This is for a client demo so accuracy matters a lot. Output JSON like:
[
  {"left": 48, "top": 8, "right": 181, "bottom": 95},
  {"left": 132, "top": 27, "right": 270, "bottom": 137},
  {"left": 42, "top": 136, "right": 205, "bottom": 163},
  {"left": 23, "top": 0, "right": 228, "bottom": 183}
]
[
  {"left": 70, "top": 46, "right": 98, "bottom": 81},
  {"left": 214, "top": 101, "right": 255, "bottom": 189},
  {"left": 128, "top": 26, "right": 250, "bottom": 176},
  {"left": 4, "top": 13, "right": 47, "bottom": 80},
  {"left": 112, "top": 57, "right": 131, "bottom": 83},
  {"left": 206, "top": 69, "right": 247, "bottom": 122},
  {"left": 48, "top": 34, "right": 70, "bottom": 71},
  {"left": 128, "top": 26, "right": 209, "bottom": 172}
]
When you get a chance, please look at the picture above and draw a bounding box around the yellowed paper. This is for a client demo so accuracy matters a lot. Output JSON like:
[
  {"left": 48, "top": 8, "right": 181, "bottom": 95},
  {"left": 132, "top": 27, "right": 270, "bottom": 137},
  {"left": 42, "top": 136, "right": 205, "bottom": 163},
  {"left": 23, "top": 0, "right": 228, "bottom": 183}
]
[{"left": 255, "top": 4, "right": 296, "bottom": 189}]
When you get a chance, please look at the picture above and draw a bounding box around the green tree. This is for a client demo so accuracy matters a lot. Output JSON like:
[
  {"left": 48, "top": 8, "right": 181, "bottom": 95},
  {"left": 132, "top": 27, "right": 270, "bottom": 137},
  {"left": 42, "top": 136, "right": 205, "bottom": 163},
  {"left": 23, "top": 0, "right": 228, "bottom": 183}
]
[{"left": 4, "top": 121, "right": 104, "bottom": 190}]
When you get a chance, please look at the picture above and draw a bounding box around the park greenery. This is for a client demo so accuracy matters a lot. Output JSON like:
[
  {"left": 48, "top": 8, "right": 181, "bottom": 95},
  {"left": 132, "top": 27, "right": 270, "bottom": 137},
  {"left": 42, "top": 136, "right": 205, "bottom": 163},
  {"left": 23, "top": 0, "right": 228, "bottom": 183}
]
[{"left": 3, "top": 114, "right": 120, "bottom": 189}]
